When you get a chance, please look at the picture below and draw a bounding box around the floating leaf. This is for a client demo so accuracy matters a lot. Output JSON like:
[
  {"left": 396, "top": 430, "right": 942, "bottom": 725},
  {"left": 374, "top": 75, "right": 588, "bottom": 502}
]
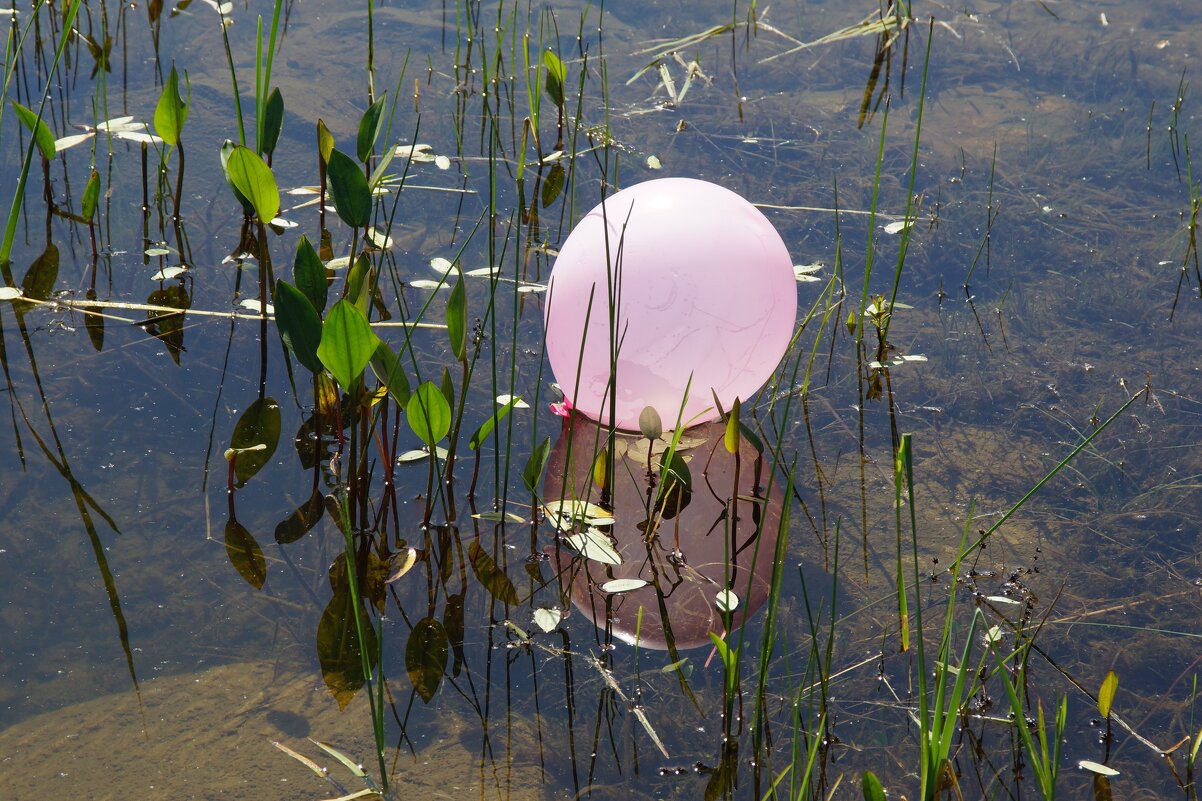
[
  {"left": 224, "top": 144, "right": 280, "bottom": 223},
  {"left": 646, "top": 155, "right": 662, "bottom": 170},
  {"left": 229, "top": 397, "right": 281, "bottom": 486},
  {"left": 715, "top": 588, "right": 739, "bottom": 613},
  {"left": 326, "top": 148, "right": 372, "bottom": 227},
  {"left": 238, "top": 298, "right": 273, "bottom": 314},
  {"left": 434, "top": 154, "right": 451, "bottom": 170},
  {"left": 224, "top": 519, "right": 266, "bottom": 589},
  {"left": 429, "top": 257, "right": 454, "bottom": 275},
  {"left": 407, "top": 381, "right": 452, "bottom": 445},
  {"left": 365, "top": 226, "right": 393, "bottom": 250},
  {"left": 543, "top": 49, "right": 566, "bottom": 107},
  {"left": 11, "top": 100, "right": 55, "bottom": 160},
  {"left": 396, "top": 446, "right": 448, "bottom": 463},
  {"left": 316, "top": 118, "right": 335, "bottom": 165},
  {"left": 1098, "top": 670, "right": 1118, "bottom": 718},
  {"left": 261, "top": 86, "right": 284, "bottom": 156},
  {"left": 468, "top": 540, "right": 520, "bottom": 606},
  {"left": 0, "top": 287, "right": 23, "bottom": 301},
  {"left": 543, "top": 499, "right": 613, "bottom": 530},
  {"left": 54, "top": 131, "right": 94, "bottom": 152},
  {"left": 274, "top": 487, "right": 325, "bottom": 544},
  {"left": 356, "top": 94, "right": 387, "bottom": 163},
  {"left": 153, "top": 64, "right": 188, "bottom": 147},
  {"left": 469, "top": 395, "right": 522, "bottom": 450},
  {"left": 318, "top": 300, "right": 381, "bottom": 390},
  {"left": 406, "top": 617, "right": 448, "bottom": 703},
  {"left": 601, "top": 578, "right": 648, "bottom": 593},
  {"left": 1078, "top": 760, "right": 1120, "bottom": 777},
  {"left": 317, "top": 562, "right": 378, "bottom": 709},
  {"left": 882, "top": 219, "right": 913, "bottom": 234},
  {"left": 409, "top": 279, "right": 448, "bottom": 290},
  {"left": 385, "top": 547, "right": 418, "bottom": 583},
  {"left": 592, "top": 447, "right": 608, "bottom": 492},
  {"left": 522, "top": 436, "right": 551, "bottom": 495},
  {"left": 532, "top": 607, "right": 562, "bottom": 633},
  {"left": 151, "top": 266, "right": 186, "bottom": 281},
  {"left": 541, "top": 163, "right": 565, "bottom": 208},
  {"left": 472, "top": 510, "right": 526, "bottom": 523},
  {"left": 565, "top": 528, "right": 621, "bottom": 565},
  {"left": 345, "top": 253, "right": 373, "bottom": 315}
]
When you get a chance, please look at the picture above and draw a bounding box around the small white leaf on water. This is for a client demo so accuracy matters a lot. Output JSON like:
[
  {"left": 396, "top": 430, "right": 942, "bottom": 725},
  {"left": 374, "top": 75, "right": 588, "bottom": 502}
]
[
  {"left": 544, "top": 500, "right": 613, "bottom": 525},
  {"left": 396, "top": 446, "right": 450, "bottom": 463},
  {"left": 715, "top": 589, "right": 739, "bottom": 613},
  {"left": 94, "top": 116, "right": 136, "bottom": 132},
  {"left": 565, "top": 529, "right": 621, "bottom": 565},
  {"left": 646, "top": 155, "right": 662, "bottom": 170},
  {"left": 325, "top": 256, "right": 352, "bottom": 270},
  {"left": 116, "top": 130, "right": 164, "bottom": 145},
  {"left": 983, "top": 625, "right": 1004, "bottom": 644},
  {"left": 54, "top": 132, "right": 95, "bottom": 151},
  {"left": 396, "top": 143, "right": 435, "bottom": 162},
  {"left": 409, "top": 279, "right": 448, "bottom": 290},
  {"left": 286, "top": 186, "right": 319, "bottom": 195},
  {"left": 1078, "top": 761, "right": 1119, "bottom": 777},
  {"left": 882, "top": 219, "right": 913, "bottom": 235},
  {"left": 532, "top": 607, "right": 562, "bottom": 633},
  {"left": 985, "top": 595, "right": 1021, "bottom": 605},
  {"left": 517, "top": 283, "right": 547, "bottom": 293},
  {"left": 898, "top": 354, "right": 928, "bottom": 363},
  {"left": 145, "top": 246, "right": 172, "bottom": 257},
  {"left": 434, "top": 154, "right": 452, "bottom": 170},
  {"left": 429, "top": 257, "right": 454, "bottom": 275},
  {"left": 151, "top": 266, "right": 186, "bottom": 281},
  {"left": 601, "top": 578, "right": 648, "bottom": 593},
  {"left": 366, "top": 227, "right": 393, "bottom": 249},
  {"left": 0, "top": 287, "right": 24, "bottom": 300},
  {"left": 269, "top": 217, "right": 298, "bottom": 229},
  {"left": 496, "top": 394, "right": 530, "bottom": 409},
  {"left": 465, "top": 266, "right": 498, "bottom": 277},
  {"left": 661, "top": 658, "right": 688, "bottom": 673},
  {"left": 385, "top": 548, "right": 418, "bottom": 583},
  {"left": 541, "top": 150, "right": 563, "bottom": 164},
  {"left": 239, "top": 298, "right": 274, "bottom": 315}
]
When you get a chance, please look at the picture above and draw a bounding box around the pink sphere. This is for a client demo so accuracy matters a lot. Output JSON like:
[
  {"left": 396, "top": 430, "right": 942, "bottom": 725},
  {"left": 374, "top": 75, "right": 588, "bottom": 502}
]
[{"left": 544, "top": 178, "right": 797, "bottom": 430}]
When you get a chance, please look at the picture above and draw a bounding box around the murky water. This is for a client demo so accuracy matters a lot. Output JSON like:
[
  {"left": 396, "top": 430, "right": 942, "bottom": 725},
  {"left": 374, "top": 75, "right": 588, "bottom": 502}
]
[{"left": 2, "top": 1, "right": 1201, "bottom": 799}]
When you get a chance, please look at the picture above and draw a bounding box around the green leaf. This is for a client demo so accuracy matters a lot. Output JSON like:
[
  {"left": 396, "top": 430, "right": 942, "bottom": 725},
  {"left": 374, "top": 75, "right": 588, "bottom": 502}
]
[
  {"left": 229, "top": 397, "right": 281, "bottom": 486},
  {"left": 273, "top": 279, "right": 323, "bottom": 373},
  {"left": 224, "top": 144, "right": 279, "bottom": 223},
  {"left": 370, "top": 340, "right": 411, "bottom": 407},
  {"left": 468, "top": 540, "right": 520, "bottom": 606},
  {"left": 407, "top": 381, "right": 452, "bottom": 446},
  {"left": 274, "top": 487, "right": 325, "bottom": 544},
  {"left": 657, "top": 447, "right": 692, "bottom": 519},
  {"left": 317, "top": 559, "right": 378, "bottom": 710},
  {"left": 406, "top": 617, "right": 449, "bottom": 703},
  {"left": 261, "top": 87, "right": 284, "bottom": 156},
  {"left": 346, "top": 252, "right": 372, "bottom": 315},
  {"left": 356, "top": 93, "right": 387, "bottom": 163},
  {"left": 224, "top": 519, "right": 266, "bottom": 589},
  {"left": 219, "top": 140, "right": 255, "bottom": 216},
  {"left": 153, "top": 64, "right": 188, "bottom": 147},
  {"left": 1098, "top": 670, "right": 1119, "bottom": 719},
  {"left": 446, "top": 274, "right": 467, "bottom": 361},
  {"left": 11, "top": 100, "right": 55, "bottom": 161},
  {"left": 542, "top": 49, "right": 566, "bottom": 107},
  {"left": 326, "top": 147, "right": 372, "bottom": 228},
  {"left": 469, "top": 395, "right": 521, "bottom": 450},
  {"left": 541, "top": 163, "right": 565, "bottom": 207},
  {"left": 522, "top": 436, "right": 551, "bottom": 495},
  {"left": 316, "top": 118, "right": 335, "bottom": 165},
  {"left": 440, "top": 367, "right": 455, "bottom": 410},
  {"left": 862, "top": 771, "right": 886, "bottom": 801},
  {"left": 724, "top": 397, "right": 741, "bottom": 454},
  {"left": 20, "top": 243, "right": 59, "bottom": 303},
  {"left": 81, "top": 169, "right": 101, "bottom": 221},
  {"left": 293, "top": 234, "right": 328, "bottom": 313},
  {"left": 318, "top": 299, "right": 381, "bottom": 390}
]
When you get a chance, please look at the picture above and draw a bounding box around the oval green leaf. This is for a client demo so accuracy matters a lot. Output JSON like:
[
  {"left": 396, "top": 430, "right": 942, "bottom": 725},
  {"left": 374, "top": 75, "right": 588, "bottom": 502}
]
[
  {"left": 224, "top": 519, "right": 266, "bottom": 589},
  {"left": 522, "top": 435, "right": 551, "bottom": 496},
  {"left": 468, "top": 540, "right": 520, "bottom": 606},
  {"left": 224, "top": 144, "right": 279, "bottom": 223},
  {"left": 469, "top": 395, "right": 521, "bottom": 451},
  {"left": 356, "top": 93, "right": 387, "bottom": 163},
  {"left": 446, "top": 274, "right": 467, "bottom": 361},
  {"left": 370, "top": 340, "right": 411, "bottom": 407},
  {"left": 318, "top": 299, "right": 381, "bottom": 390},
  {"left": 326, "top": 147, "right": 372, "bottom": 228},
  {"left": 81, "top": 169, "right": 101, "bottom": 221},
  {"left": 153, "top": 64, "right": 188, "bottom": 147},
  {"left": 1098, "top": 670, "right": 1118, "bottom": 718},
  {"left": 261, "top": 87, "right": 284, "bottom": 156},
  {"left": 407, "top": 381, "right": 452, "bottom": 446},
  {"left": 273, "top": 279, "right": 323, "bottom": 373},
  {"left": 11, "top": 100, "right": 56, "bottom": 161},
  {"left": 543, "top": 49, "right": 566, "bottom": 107},
  {"left": 293, "top": 234, "right": 328, "bottom": 313},
  {"left": 230, "top": 397, "right": 281, "bottom": 486}
]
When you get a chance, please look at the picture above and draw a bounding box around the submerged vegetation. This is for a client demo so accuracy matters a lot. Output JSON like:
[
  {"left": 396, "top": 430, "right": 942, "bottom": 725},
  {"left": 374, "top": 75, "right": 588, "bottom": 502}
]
[{"left": 2, "top": 1, "right": 1202, "bottom": 799}]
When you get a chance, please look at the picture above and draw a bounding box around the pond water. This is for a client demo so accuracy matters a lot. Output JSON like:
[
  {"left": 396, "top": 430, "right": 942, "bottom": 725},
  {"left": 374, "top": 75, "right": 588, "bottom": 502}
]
[{"left": 2, "top": 1, "right": 1201, "bottom": 799}]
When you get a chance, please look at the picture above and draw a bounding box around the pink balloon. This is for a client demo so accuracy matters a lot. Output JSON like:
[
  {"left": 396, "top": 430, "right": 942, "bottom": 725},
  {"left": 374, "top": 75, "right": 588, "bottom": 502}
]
[{"left": 544, "top": 178, "right": 796, "bottom": 430}]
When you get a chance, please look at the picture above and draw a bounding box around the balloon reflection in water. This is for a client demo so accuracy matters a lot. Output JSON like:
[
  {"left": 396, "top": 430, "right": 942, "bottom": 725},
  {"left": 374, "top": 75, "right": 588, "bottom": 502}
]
[{"left": 545, "top": 412, "right": 781, "bottom": 650}]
